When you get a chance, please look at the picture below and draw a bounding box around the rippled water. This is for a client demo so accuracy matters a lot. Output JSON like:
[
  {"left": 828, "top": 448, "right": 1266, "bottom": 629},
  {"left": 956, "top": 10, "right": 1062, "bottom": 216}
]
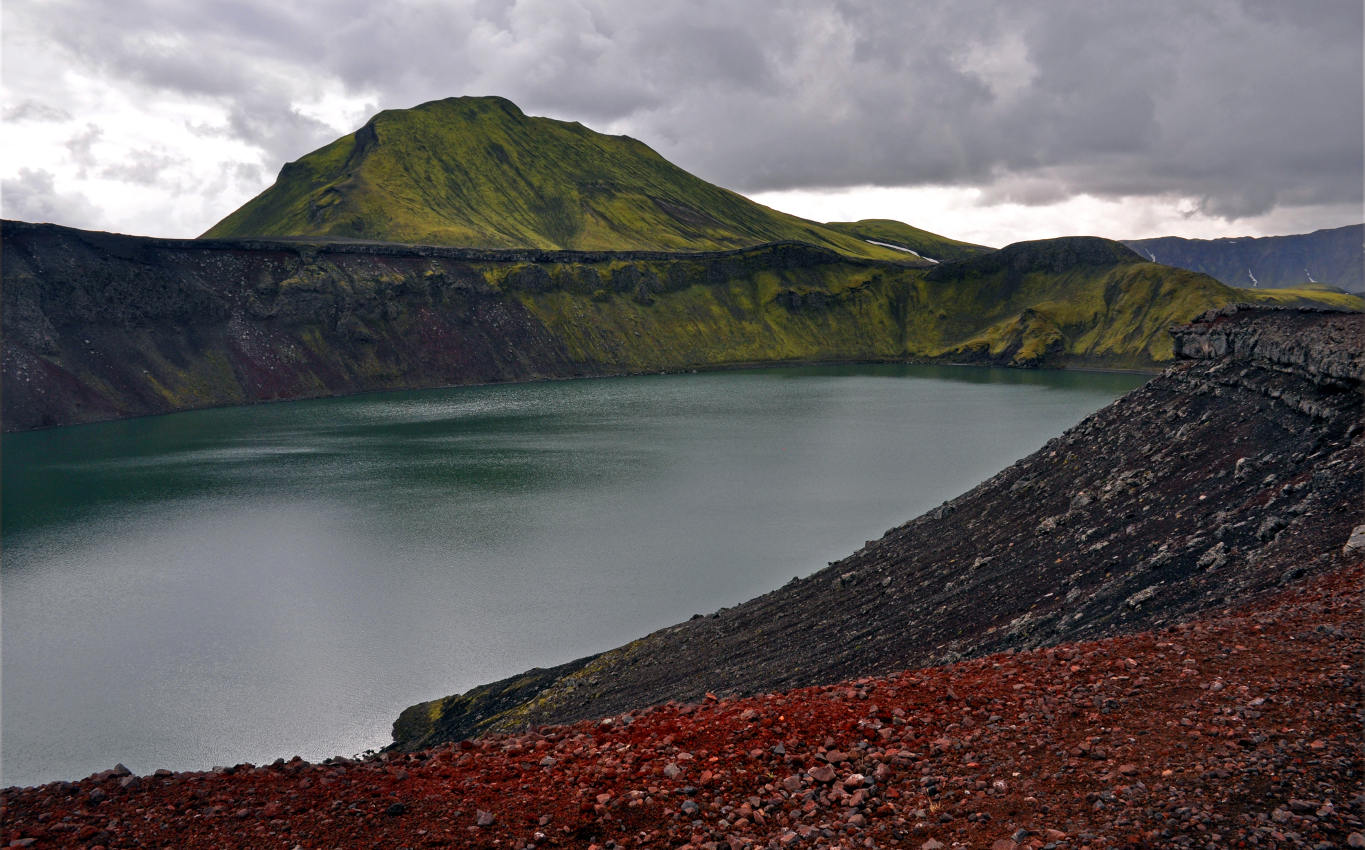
[{"left": 1, "top": 365, "right": 1145, "bottom": 786}]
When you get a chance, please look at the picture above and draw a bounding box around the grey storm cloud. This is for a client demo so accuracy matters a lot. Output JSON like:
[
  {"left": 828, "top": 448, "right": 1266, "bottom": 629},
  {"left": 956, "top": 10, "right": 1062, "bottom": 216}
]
[
  {"left": 1, "top": 168, "right": 101, "bottom": 223},
  {"left": 9, "top": 0, "right": 1363, "bottom": 222},
  {"left": 100, "top": 150, "right": 188, "bottom": 185},
  {"left": 64, "top": 124, "right": 104, "bottom": 177},
  {"left": 4, "top": 100, "right": 74, "bottom": 122}
]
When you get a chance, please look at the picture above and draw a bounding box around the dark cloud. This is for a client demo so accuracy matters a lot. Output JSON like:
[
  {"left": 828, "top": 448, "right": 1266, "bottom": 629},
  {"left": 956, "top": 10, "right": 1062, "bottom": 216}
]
[
  {"left": 64, "top": 124, "right": 104, "bottom": 177},
  {"left": 659, "top": 0, "right": 1362, "bottom": 221},
  {"left": 1, "top": 168, "right": 102, "bottom": 225},
  {"left": 224, "top": 99, "right": 340, "bottom": 170},
  {"left": 6, "top": 0, "right": 1362, "bottom": 227},
  {"left": 4, "top": 100, "right": 74, "bottom": 122},
  {"left": 99, "top": 150, "right": 187, "bottom": 185}
]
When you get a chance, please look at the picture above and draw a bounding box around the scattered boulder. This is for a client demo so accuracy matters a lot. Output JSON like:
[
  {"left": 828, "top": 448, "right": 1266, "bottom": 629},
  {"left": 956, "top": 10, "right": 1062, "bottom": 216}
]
[{"left": 1345, "top": 524, "right": 1365, "bottom": 555}]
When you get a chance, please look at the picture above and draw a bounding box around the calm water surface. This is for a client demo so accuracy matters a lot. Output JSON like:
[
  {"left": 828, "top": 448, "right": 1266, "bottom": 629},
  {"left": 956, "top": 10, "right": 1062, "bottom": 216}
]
[{"left": 1, "top": 365, "right": 1145, "bottom": 786}]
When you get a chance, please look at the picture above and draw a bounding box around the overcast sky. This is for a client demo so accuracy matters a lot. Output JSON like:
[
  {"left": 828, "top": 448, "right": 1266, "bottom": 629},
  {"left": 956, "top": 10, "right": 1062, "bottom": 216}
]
[{"left": 3, "top": 0, "right": 1361, "bottom": 247}]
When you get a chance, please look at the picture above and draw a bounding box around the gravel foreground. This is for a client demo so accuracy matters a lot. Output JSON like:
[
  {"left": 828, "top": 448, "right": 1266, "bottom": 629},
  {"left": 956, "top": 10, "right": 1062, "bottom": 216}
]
[{"left": 4, "top": 560, "right": 1360, "bottom": 850}]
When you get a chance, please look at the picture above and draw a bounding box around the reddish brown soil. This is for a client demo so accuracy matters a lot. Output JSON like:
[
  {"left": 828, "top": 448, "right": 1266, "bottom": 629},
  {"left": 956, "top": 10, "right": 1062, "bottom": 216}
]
[{"left": 5, "top": 561, "right": 1360, "bottom": 850}]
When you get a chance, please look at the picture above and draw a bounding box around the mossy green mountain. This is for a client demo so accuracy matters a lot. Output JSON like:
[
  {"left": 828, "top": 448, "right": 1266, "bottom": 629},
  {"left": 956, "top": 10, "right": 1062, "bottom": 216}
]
[{"left": 204, "top": 96, "right": 917, "bottom": 260}]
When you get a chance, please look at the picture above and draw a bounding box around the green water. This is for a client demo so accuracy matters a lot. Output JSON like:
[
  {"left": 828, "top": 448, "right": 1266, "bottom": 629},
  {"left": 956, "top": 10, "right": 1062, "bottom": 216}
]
[{"left": 1, "top": 365, "right": 1145, "bottom": 786}]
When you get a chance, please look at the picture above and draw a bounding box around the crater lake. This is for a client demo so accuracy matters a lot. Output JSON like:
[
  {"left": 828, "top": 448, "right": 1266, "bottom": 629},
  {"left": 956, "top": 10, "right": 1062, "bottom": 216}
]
[{"left": 1, "top": 364, "right": 1145, "bottom": 787}]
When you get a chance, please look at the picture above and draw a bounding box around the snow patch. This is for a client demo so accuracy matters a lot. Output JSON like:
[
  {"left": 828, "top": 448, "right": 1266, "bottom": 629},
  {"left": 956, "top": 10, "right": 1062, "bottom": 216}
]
[{"left": 865, "top": 239, "right": 938, "bottom": 263}]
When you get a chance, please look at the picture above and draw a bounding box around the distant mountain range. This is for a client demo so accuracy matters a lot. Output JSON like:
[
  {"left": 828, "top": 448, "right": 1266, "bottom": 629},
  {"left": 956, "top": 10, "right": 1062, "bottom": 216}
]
[{"left": 1123, "top": 225, "right": 1363, "bottom": 294}]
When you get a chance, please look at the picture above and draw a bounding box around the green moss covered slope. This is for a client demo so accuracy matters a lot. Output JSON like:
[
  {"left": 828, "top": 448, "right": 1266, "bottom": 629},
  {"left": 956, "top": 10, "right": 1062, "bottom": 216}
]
[
  {"left": 513, "top": 235, "right": 1363, "bottom": 373},
  {"left": 901, "top": 237, "right": 1363, "bottom": 367},
  {"left": 203, "top": 96, "right": 909, "bottom": 260}
]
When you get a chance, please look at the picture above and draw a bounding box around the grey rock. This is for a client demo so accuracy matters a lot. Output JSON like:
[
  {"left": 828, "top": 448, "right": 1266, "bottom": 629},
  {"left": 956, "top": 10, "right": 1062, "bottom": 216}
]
[
  {"left": 1197, "top": 542, "right": 1229, "bottom": 571},
  {"left": 1258, "top": 515, "right": 1288, "bottom": 541},
  {"left": 1125, "top": 586, "right": 1159, "bottom": 609},
  {"left": 1344, "top": 524, "right": 1365, "bottom": 554}
]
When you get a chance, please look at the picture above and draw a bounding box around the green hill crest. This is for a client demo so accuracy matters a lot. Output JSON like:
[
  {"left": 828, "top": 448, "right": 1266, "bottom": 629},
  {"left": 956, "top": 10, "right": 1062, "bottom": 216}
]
[{"left": 205, "top": 96, "right": 916, "bottom": 259}]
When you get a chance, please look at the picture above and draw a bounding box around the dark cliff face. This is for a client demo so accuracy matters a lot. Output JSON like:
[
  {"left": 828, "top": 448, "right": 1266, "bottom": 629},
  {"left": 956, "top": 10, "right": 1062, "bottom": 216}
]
[
  {"left": 391, "top": 307, "right": 1364, "bottom": 751},
  {"left": 1171, "top": 304, "right": 1364, "bottom": 387},
  {"left": 5, "top": 221, "right": 1361, "bottom": 433},
  {"left": 0, "top": 222, "right": 892, "bottom": 432},
  {"left": 1, "top": 222, "right": 587, "bottom": 431}
]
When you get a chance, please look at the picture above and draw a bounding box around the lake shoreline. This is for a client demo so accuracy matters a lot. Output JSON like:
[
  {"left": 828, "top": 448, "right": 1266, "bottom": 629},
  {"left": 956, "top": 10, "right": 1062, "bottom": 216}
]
[
  {"left": 392, "top": 307, "right": 1365, "bottom": 753},
  {"left": 3, "top": 355, "right": 1162, "bottom": 435}
]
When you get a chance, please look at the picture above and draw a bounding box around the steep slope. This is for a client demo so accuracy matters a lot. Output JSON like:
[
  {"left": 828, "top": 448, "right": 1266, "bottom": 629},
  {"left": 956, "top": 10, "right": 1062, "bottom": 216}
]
[
  {"left": 1, "top": 222, "right": 913, "bottom": 432},
  {"left": 913, "top": 236, "right": 1239, "bottom": 365},
  {"left": 1124, "top": 224, "right": 1364, "bottom": 294},
  {"left": 823, "top": 218, "right": 995, "bottom": 263},
  {"left": 909, "top": 236, "right": 1363, "bottom": 365},
  {"left": 5, "top": 222, "right": 1361, "bottom": 431},
  {"left": 5, "top": 561, "right": 1361, "bottom": 847},
  {"left": 391, "top": 307, "right": 1364, "bottom": 750},
  {"left": 202, "top": 96, "right": 908, "bottom": 260}
]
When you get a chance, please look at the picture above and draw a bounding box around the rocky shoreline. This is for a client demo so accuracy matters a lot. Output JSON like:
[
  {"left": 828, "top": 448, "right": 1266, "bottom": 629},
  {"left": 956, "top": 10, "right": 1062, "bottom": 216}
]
[{"left": 392, "top": 306, "right": 1364, "bottom": 751}]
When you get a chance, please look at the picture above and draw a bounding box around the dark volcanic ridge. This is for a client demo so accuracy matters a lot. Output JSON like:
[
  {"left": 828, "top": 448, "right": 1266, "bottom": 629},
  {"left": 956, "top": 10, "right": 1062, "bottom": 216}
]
[
  {"left": 5, "top": 220, "right": 1359, "bottom": 432},
  {"left": 923, "top": 236, "right": 1145, "bottom": 282},
  {"left": 393, "top": 306, "right": 1364, "bottom": 751}
]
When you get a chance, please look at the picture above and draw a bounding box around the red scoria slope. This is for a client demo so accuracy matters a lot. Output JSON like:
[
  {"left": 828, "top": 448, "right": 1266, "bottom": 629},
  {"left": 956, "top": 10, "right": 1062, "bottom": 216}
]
[{"left": 4, "top": 561, "right": 1361, "bottom": 850}]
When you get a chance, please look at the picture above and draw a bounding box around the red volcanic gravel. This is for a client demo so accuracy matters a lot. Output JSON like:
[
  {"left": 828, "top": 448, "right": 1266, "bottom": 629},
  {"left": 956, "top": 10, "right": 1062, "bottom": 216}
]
[{"left": 4, "top": 563, "right": 1361, "bottom": 850}]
